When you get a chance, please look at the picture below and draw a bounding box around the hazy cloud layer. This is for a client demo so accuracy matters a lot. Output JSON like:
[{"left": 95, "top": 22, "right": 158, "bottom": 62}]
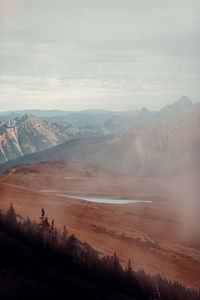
[{"left": 0, "top": 0, "right": 199, "bottom": 111}]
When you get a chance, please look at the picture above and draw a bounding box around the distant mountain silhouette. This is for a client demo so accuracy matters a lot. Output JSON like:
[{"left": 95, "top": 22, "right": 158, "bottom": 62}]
[
  {"left": 103, "top": 96, "right": 199, "bottom": 132},
  {"left": 0, "top": 109, "right": 117, "bottom": 127},
  {"left": 154, "top": 96, "right": 195, "bottom": 121}
]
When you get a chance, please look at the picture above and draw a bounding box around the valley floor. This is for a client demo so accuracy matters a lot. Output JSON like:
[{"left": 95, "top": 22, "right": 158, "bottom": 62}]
[{"left": 0, "top": 162, "right": 200, "bottom": 289}]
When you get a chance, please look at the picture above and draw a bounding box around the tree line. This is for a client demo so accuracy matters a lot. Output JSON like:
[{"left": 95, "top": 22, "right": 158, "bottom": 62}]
[{"left": 0, "top": 204, "right": 199, "bottom": 300}]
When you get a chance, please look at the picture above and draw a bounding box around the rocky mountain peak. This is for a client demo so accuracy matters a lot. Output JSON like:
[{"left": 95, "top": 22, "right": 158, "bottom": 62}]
[
  {"left": 140, "top": 107, "right": 149, "bottom": 114},
  {"left": 174, "top": 96, "right": 192, "bottom": 107},
  {"left": 142, "top": 106, "right": 149, "bottom": 111},
  {"left": 20, "top": 112, "right": 39, "bottom": 122},
  {"left": 137, "top": 106, "right": 153, "bottom": 123}
]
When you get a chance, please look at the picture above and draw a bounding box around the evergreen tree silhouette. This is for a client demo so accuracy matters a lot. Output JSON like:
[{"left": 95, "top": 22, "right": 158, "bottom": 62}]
[
  {"left": 6, "top": 203, "right": 17, "bottom": 228},
  {"left": 39, "top": 208, "right": 50, "bottom": 249}
]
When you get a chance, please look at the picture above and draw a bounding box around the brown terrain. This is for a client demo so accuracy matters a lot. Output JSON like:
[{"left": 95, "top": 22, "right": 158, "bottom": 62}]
[{"left": 0, "top": 162, "right": 200, "bottom": 289}]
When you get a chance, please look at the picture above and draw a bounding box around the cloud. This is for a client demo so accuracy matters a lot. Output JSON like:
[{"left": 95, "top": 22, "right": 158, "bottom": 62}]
[
  {"left": 0, "top": 0, "right": 199, "bottom": 111},
  {"left": 0, "top": 0, "right": 28, "bottom": 26}
]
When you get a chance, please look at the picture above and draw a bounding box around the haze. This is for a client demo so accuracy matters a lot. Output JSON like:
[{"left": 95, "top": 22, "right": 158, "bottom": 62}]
[{"left": 0, "top": 0, "right": 199, "bottom": 111}]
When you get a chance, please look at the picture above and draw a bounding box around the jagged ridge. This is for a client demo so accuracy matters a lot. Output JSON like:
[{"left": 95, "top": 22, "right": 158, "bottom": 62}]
[{"left": 0, "top": 113, "right": 78, "bottom": 165}]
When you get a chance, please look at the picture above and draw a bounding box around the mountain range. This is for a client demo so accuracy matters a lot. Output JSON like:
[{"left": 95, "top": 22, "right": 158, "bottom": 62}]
[
  {"left": 0, "top": 113, "right": 105, "bottom": 166},
  {"left": 0, "top": 96, "right": 199, "bottom": 129},
  {"left": 0, "top": 96, "right": 199, "bottom": 173},
  {"left": 1, "top": 108, "right": 199, "bottom": 176},
  {"left": 103, "top": 96, "right": 200, "bottom": 132}
]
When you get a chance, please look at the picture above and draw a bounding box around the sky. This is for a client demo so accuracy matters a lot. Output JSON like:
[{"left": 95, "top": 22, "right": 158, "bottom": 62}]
[{"left": 0, "top": 0, "right": 199, "bottom": 111}]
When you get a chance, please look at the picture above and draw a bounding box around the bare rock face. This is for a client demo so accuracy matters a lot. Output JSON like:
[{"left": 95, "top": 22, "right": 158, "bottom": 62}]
[
  {"left": 0, "top": 113, "right": 78, "bottom": 165},
  {"left": 103, "top": 97, "right": 199, "bottom": 133},
  {"left": 4, "top": 109, "right": 199, "bottom": 177},
  {"left": 30, "top": 110, "right": 200, "bottom": 176},
  {"left": 86, "top": 110, "right": 200, "bottom": 176},
  {"left": 0, "top": 98, "right": 200, "bottom": 176},
  {"left": 154, "top": 96, "right": 194, "bottom": 121}
]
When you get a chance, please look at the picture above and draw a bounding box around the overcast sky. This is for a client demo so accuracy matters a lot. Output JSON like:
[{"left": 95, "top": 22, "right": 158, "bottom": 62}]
[{"left": 0, "top": 0, "right": 199, "bottom": 111}]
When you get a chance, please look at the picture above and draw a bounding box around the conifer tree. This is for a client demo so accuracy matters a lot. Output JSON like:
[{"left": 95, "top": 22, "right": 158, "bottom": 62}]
[
  {"left": 62, "top": 225, "right": 68, "bottom": 242},
  {"left": 38, "top": 208, "right": 50, "bottom": 249},
  {"left": 126, "top": 259, "right": 133, "bottom": 277},
  {"left": 6, "top": 203, "right": 17, "bottom": 228}
]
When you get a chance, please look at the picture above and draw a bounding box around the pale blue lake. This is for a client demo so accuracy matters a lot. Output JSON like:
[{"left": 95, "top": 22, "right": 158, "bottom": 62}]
[{"left": 57, "top": 194, "right": 152, "bottom": 204}]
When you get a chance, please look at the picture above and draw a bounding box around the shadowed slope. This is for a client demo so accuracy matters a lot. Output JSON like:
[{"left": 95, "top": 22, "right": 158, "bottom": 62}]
[{"left": 1, "top": 110, "right": 200, "bottom": 176}]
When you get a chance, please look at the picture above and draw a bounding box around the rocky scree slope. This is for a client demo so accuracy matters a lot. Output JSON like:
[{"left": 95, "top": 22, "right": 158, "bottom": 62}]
[{"left": 0, "top": 113, "right": 79, "bottom": 165}]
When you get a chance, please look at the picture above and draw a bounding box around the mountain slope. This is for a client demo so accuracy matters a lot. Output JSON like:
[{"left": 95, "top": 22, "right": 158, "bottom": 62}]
[
  {"left": 67, "top": 110, "right": 200, "bottom": 176},
  {"left": 1, "top": 110, "right": 199, "bottom": 176},
  {"left": 0, "top": 113, "right": 79, "bottom": 165},
  {"left": 103, "top": 96, "right": 199, "bottom": 133},
  {"left": 154, "top": 96, "right": 196, "bottom": 121}
]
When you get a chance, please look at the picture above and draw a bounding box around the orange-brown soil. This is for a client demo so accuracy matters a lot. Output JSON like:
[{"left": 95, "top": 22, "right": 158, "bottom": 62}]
[{"left": 0, "top": 162, "right": 200, "bottom": 289}]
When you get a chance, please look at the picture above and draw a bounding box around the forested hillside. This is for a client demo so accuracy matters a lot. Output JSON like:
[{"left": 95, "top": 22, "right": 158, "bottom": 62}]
[{"left": 0, "top": 205, "right": 199, "bottom": 300}]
